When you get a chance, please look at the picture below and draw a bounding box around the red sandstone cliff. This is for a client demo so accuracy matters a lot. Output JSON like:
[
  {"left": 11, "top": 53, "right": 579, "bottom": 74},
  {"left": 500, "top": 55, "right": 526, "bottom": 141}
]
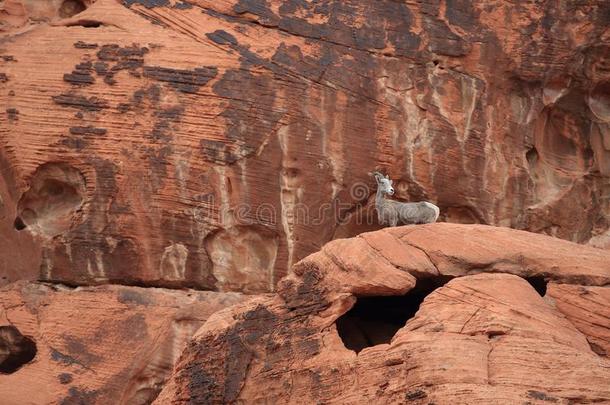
[
  {"left": 1, "top": 0, "right": 609, "bottom": 291},
  {"left": 0, "top": 1, "right": 609, "bottom": 403}
]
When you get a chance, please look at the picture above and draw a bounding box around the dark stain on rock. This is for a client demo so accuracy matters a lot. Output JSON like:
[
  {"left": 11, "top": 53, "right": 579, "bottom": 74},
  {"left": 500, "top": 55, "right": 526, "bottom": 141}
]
[
  {"left": 147, "top": 144, "right": 172, "bottom": 175},
  {"left": 132, "top": 84, "right": 161, "bottom": 107},
  {"left": 151, "top": 106, "right": 184, "bottom": 141},
  {"left": 178, "top": 295, "right": 326, "bottom": 403},
  {"left": 124, "top": 83, "right": 182, "bottom": 190},
  {"left": 58, "top": 373, "right": 73, "bottom": 384},
  {"left": 444, "top": 0, "right": 479, "bottom": 34},
  {"left": 186, "top": 363, "right": 218, "bottom": 404},
  {"left": 276, "top": 1, "right": 398, "bottom": 52},
  {"left": 156, "top": 105, "right": 184, "bottom": 120},
  {"left": 60, "top": 137, "right": 90, "bottom": 150},
  {"left": 63, "top": 335, "right": 102, "bottom": 366},
  {"left": 93, "top": 61, "right": 109, "bottom": 75},
  {"left": 52, "top": 93, "right": 109, "bottom": 111},
  {"left": 382, "top": 3, "right": 420, "bottom": 56},
  {"left": 1, "top": 55, "right": 15, "bottom": 62},
  {"left": 95, "top": 44, "right": 148, "bottom": 85},
  {"left": 200, "top": 139, "right": 240, "bottom": 164},
  {"left": 134, "top": 9, "right": 169, "bottom": 26},
  {"left": 281, "top": 261, "right": 328, "bottom": 314},
  {"left": 211, "top": 69, "right": 283, "bottom": 161},
  {"left": 60, "top": 387, "right": 98, "bottom": 405},
  {"left": 117, "top": 288, "right": 153, "bottom": 306},
  {"left": 117, "top": 103, "right": 131, "bottom": 113},
  {"left": 527, "top": 390, "right": 558, "bottom": 402},
  {"left": 206, "top": 30, "right": 238, "bottom": 46},
  {"left": 69, "top": 126, "right": 108, "bottom": 136},
  {"left": 143, "top": 66, "right": 218, "bottom": 94},
  {"left": 74, "top": 41, "right": 98, "bottom": 49},
  {"left": 100, "top": 238, "right": 143, "bottom": 283},
  {"left": 50, "top": 348, "right": 80, "bottom": 366},
  {"left": 271, "top": 43, "right": 333, "bottom": 82},
  {"left": 234, "top": 0, "right": 279, "bottom": 26},
  {"left": 122, "top": 0, "right": 169, "bottom": 8},
  {"left": 121, "top": 313, "right": 149, "bottom": 341},
  {"left": 406, "top": 389, "right": 428, "bottom": 400},
  {"left": 223, "top": 306, "right": 277, "bottom": 402},
  {"left": 299, "top": 337, "right": 320, "bottom": 358},
  {"left": 426, "top": 18, "right": 470, "bottom": 57},
  {"left": 64, "top": 61, "right": 95, "bottom": 86},
  {"left": 6, "top": 108, "right": 18, "bottom": 121},
  {"left": 0, "top": 73, "right": 8, "bottom": 83}
]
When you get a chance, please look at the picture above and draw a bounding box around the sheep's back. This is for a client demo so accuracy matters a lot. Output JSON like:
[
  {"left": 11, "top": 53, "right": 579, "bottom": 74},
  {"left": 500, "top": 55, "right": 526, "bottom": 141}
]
[{"left": 393, "top": 201, "right": 438, "bottom": 224}]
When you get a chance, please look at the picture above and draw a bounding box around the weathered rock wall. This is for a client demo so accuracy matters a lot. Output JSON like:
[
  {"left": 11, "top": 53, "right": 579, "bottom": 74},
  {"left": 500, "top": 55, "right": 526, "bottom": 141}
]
[
  {"left": 0, "top": 280, "right": 245, "bottom": 404},
  {"left": 1, "top": 0, "right": 609, "bottom": 291}
]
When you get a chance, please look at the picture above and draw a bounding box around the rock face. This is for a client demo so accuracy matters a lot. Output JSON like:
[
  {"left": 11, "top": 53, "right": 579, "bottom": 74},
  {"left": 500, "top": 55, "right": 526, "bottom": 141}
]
[
  {"left": 156, "top": 223, "right": 610, "bottom": 404},
  {"left": 1, "top": 0, "right": 610, "bottom": 291},
  {"left": 0, "top": 281, "right": 245, "bottom": 405}
]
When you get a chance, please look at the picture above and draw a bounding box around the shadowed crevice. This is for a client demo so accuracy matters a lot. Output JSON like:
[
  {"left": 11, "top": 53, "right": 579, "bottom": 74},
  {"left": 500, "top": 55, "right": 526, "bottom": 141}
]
[
  {"left": 336, "top": 276, "right": 453, "bottom": 353},
  {"left": 525, "top": 276, "right": 548, "bottom": 296}
]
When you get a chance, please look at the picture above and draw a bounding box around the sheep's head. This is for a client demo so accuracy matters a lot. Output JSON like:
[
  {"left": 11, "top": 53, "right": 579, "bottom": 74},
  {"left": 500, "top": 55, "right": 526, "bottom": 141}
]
[{"left": 372, "top": 172, "right": 394, "bottom": 195}]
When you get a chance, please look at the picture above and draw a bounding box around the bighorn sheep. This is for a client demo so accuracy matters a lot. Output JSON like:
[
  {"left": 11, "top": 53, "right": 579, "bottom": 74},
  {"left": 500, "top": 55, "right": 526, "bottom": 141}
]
[{"left": 372, "top": 171, "right": 440, "bottom": 227}]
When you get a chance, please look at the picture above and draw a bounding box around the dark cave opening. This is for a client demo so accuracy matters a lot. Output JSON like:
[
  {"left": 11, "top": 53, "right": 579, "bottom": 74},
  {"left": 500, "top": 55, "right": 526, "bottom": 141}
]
[
  {"left": 526, "top": 146, "right": 539, "bottom": 166},
  {"left": 336, "top": 276, "right": 453, "bottom": 353},
  {"left": 0, "top": 326, "right": 37, "bottom": 374},
  {"left": 525, "top": 276, "right": 548, "bottom": 296},
  {"left": 13, "top": 217, "right": 26, "bottom": 231},
  {"left": 64, "top": 19, "right": 103, "bottom": 28}
]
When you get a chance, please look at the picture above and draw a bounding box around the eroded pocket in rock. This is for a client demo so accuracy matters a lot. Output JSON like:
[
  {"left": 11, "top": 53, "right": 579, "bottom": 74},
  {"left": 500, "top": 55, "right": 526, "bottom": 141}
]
[
  {"left": 336, "top": 276, "right": 453, "bottom": 353},
  {"left": 14, "top": 163, "right": 86, "bottom": 237},
  {"left": 0, "top": 325, "right": 37, "bottom": 374}
]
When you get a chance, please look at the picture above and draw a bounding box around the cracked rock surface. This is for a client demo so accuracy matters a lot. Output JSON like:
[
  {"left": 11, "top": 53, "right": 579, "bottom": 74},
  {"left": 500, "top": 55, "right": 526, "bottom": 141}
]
[
  {"left": 1, "top": 0, "right": 610, "bottom": 291},
  {"left": 156, "top": 224, "right": 610, "bottom": 404}
]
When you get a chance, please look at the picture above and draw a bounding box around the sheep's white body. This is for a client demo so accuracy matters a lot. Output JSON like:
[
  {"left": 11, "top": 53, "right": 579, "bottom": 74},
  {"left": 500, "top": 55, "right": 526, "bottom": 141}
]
[{"left": 373, "top": 172, "right": 439, "bottom": 227}]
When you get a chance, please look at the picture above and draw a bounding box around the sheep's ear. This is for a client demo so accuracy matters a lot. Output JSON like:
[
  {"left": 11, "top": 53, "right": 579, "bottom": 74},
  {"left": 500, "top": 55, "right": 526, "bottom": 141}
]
[{"left": 385, "top": 174, "right": 389, "bottom": 179}]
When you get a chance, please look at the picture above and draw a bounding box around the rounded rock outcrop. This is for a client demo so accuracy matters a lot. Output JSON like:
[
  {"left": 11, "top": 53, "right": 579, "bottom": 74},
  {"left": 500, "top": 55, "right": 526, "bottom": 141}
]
[{"left": 155, "top": 224, "right": 610, "bottom": 404}]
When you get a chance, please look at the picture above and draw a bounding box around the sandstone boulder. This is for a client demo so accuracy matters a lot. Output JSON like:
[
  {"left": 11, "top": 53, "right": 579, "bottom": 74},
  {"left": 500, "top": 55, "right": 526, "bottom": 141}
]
[
  {"left": 156, "top": 224, "right": 610, "bottom": 404},
  {"left": 0, "top": 281, "right": 245, "bottom": 404}
]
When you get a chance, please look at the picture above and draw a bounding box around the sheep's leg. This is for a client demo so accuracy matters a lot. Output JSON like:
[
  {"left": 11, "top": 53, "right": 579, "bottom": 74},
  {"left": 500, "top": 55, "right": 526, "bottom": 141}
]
[{"left": 390, "top": 215, "right": 398, "bottom": 227}]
